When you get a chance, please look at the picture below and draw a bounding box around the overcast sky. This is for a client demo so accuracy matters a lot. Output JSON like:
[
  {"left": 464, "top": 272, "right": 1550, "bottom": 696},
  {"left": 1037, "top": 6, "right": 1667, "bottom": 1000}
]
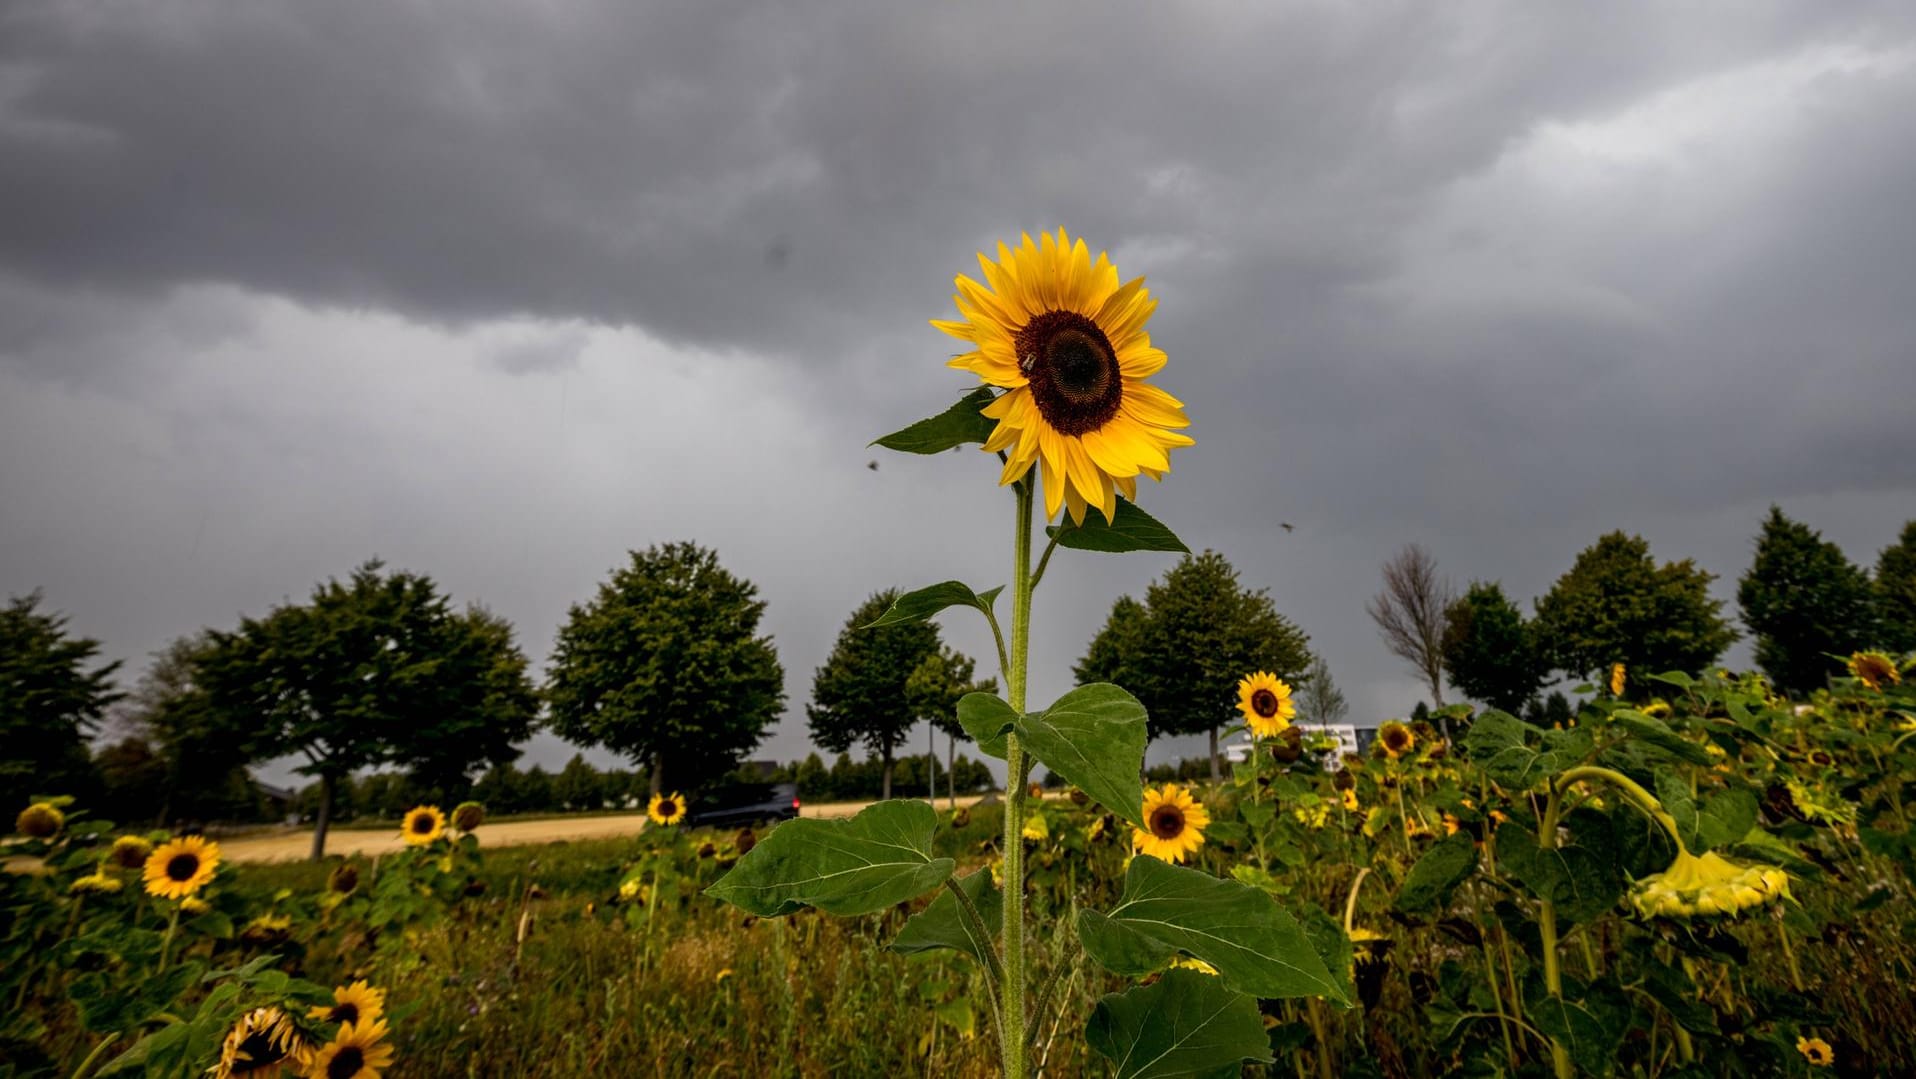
[{"left": 5, "top": 1, "right": 1915, "bottom": 787}]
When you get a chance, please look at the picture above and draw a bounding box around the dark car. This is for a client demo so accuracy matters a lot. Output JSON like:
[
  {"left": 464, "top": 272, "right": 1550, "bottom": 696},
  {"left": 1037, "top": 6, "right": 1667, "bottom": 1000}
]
[{"left": 686, "top": 780, "right": 800, "bottom": 829}]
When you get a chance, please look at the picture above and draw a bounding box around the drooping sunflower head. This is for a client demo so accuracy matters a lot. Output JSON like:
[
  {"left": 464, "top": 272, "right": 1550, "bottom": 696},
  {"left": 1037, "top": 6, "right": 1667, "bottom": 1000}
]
[
  {"left": 110, "top": 834, "right": 154, "bottom": 868},
  {"left": 1628, "top": 848, "right": 1790, "bottom": 919},
  {"left": 1796, "top": 1036, "right": 1834, "bottom": 1067},
  {"left": 400, "top": 805, "right": 446, "bottom": 846},
  {"left": 143, "top": 835, "right": 220, "bottom": 901},
  {"left": 309, "top": 981, "right": 386, "bottom": 1032},
  {"left": 15, "top": 801, "right": 64, "bottom": 839},
  {"left": 1236, "top": 672, "right": 1297, "bottom": 739},
  {"left": 450, "top": 801, "right": 486, "bottom": 832},
  {"left": 307, "top": 1018, "right": 395, "bottom": 1079},
  {"left": 213, "top": 1006, "right": 312, "bottom": 1079},
  {"left": 1132, "top": 784, "right": 1209, "bottom": 864},
  {"left": 71, "top": 871, "right": 123, "bottom": 895},
  {"left": 1847, "top": 650, "right": 1900, "bottom": 692},
  {"left": 647, "top": 792, "right": 687, "bottom": 827},
  {"left": 1609, "top": 662, "right": 1627, "bottom": 696},
  {"left": 240, "top": 913, "right": 294, "bottom": 946},
  {"left": 933, "top": 228, "right": 1194, "bottom": 524},
  {"left": 1377, "top": 721, "right": 1415, "bottom": 760}
]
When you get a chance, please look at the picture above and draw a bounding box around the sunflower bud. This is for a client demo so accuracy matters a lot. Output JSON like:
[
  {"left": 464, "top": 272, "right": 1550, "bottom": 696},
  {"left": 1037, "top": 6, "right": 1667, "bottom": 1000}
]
[
  {"left": 15, "top": 802, "right": 64, "bottom": 839},
  {"left": 452, "top": 801, "right": 486, "bottom": 832},
  {"left": 111, "top": 834, "right": 154, "bottom": 868},
  {"left": 734, "top": 828, "right": 757, "bottom": 855}
]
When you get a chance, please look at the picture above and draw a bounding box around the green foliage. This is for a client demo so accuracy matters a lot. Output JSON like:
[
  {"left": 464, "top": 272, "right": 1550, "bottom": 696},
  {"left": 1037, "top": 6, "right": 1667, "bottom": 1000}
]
[
  {"left": 1737, "top": 506, "right": 1877, "bottom": 694},
  {"left": 1874, "top": 519, "right": 1916, "bottom": 654},
  {"left": 110, "top": 633, "right": 259, "bottom": 825},
  {"left": 1442, "top": 581, "right": 1544, "bottom": 712},
  {"left": 546, "top": 542, "right": 785, "bottom": 793},
  {"left": 1086, "top": 968, "right": 1273, "bottom": 1078},
  {"left": 891, "top": 867, "right": 1001, "bottom": 969},
  {"left": 870, "top": 387, "right": 997, "bottom": 454},
  {"left": 1532, "top": 531, "right": 1737, "bottom": 680},
  {"left": 905, "top": 646, "right": 995, "bottom": 742},
  {"left": 809, "top": 590, "right": 945, "bottom": 799},
  {"left": 1394, "top": 831, "right": 1478, "bottom": 915},
  {"left": 1044, "top": 497, "right": 1188, "bottom": 554},
  {"left": 705, "top": 800, "right": 953, "bottom": 917},
  {"left": 864, "top": 580, "right": 1003, "bottom": 629},
  {"left": 1461, "top": 710, "right": 1591, "bottom": 792},
  {"left": 1014, "top": 684, "right": 1148, "bottom": 829},
  {"left": 0, "top": 591, "right": 122, "bottom": 807}
]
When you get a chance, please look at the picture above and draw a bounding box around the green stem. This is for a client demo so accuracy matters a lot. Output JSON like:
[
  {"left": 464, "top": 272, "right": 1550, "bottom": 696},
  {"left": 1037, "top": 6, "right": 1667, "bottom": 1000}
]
[
  {"left": 1552, "top": 766, "right": 1688, "bottom": 852},
  {"left": 1537, "top": 786, "right": 1573, "bottom": 1079},
  {"left": 156, "top": 903, "right": 183, "bottom": 975},
  {"left": 1000, "top": 478, "right": 1035, "bottom": 1079},
  {"left": 68, "top": 1033, "right": 119, "bottom": 1079},
  {"left": 944, "top": 877, "right": 1007, "bottom": 991},
  {"left": 1776, "top": 920, "right": 1805, "bottom": 992}
]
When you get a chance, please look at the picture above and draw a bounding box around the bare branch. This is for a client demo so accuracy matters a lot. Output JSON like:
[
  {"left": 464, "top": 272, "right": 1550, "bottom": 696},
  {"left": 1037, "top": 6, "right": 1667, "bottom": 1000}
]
[{"left": 1365, "top": 543, "right": 1455, "bottom": 706}]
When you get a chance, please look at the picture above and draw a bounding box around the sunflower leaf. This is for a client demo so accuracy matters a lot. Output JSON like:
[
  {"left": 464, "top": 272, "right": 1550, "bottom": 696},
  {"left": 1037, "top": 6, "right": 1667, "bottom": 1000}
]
[
  {"left": 891, "top": 868, "right": 1001, "bottom": 970},
  {"left": 1014, "top": 683, "right": 1148, "bottom": 830},
  {"left": 1045, "top": 497, "right": 1189, "bottom": 554},
  {"left": 1080, "top": 855, "right": 1351, "bottom": 1005},
  {"left": 1086, "top": 968, "right": 1274, "bottom": 1079},
  {"left": 957, "top": 692, "right": 1017, "bottom": 759},
  {"left": 704, "top": 800, "right": 953, "bottom": 917},
  {"left": 864, "top": 581, "right": 1003, "bottom": 629},
  {"left": 1393, "top": 831, "right": 1479, "bottom": 915},
  {"left": 871, "top": 387, "right": 997, "bottom": 454}
]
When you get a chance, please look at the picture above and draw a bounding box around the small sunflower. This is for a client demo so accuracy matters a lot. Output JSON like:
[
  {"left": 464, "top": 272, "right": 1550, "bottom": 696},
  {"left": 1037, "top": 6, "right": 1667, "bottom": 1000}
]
[
  {"left": 400, "top": 805, "right": 446, "bottom": 846},
  {"left": 1847, "top": 650, "right": 1900, "bottom": 691},
  {"left": 241, "top": 913, "right": 294, "bottom": 946},
  {"left": 1340, "top": 788, "right": 1360, "bottom": 813},
  {"left": 309, "top": 981, "right": 386, "bottom": 1031},
  {"left": 1796, "top": 1036, "right": 1834, "bottom": 1067},
  {"left": 328, "top": 863, "right": 360, "bottom": 896},
  {"left": 1133, "top": 784, "right": 1209, "bottom": 864},
  {"left": 1377, "top": 721, "right": 1415, "bottom": 760},
  {"left": 15, "top": 801, "right": 64, "bottom": 838},
  {"left": 214, "top": 1006, "right": 311, "bottom": 1078},
  {"left": 1609, "top": 662, "right": 1627, "bottom": 696},
  {"left": 110, "top": 834, "right": 153, "bottom": 868},
  {"left": 305, "top": 1018, "right": 394, "bottom": 1079},
  {"left": 451, "top": 801, "right": 486, "bottom": 832},
  {"left": 143, "top": 835, "right": 220, "bottom": 900},
  {"left": 1236, "top": 672, "right": 1296, "bottom": 738},
  {"left": 933, "top": 228, "right": 1194, "bottom": 524},
  {"left": 71, "top": 871, "right": 123, "bottom": 895},
  {"left": 647, "top": 792, "right": 687, "bottom": 827}
]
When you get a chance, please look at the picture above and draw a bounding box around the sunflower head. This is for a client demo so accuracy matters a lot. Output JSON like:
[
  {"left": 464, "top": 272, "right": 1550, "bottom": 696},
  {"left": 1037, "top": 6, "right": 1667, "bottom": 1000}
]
[
  {"left": 110, "top": 834, "right": 154, "bottom": 868},
  {"left": 400, "top": 805, "right": 446, "bottom": 846},
  {"left": 307, "top": 1018, "right": 395, "bottom": 1079},
  {"left": 213, "top": 1006, "right": 312, "bottom": 1079},
  {"left": 1132, "top": 784, "right": 1209, "bottom": 864},
  {"left": 1236, "top": 672, "right": 1297, "bottom": 739},
  {"left": 451, "top": 801, "right": 486, "bottom": 832},
  {"left": 15, "top": 801, "right": 64, "bottom": 839},
  {"left": 1377, "top": 721, "right": 1416, "bottom": 760},
  {"left": 734, "top": 827, "right": 757, "bottom": 855},
  {"left": 143, "top": 835, "right": 220, "bottom": 901},
  {"left": 71, "top": 871, "right": 123, "bottom": 895},
  {"left": 309, "top": 981, "right": 386, "bottom": 1032},
  {"left": 240, "top": 913, "right": 294, "bottom": 946},
  {"left": 328, "top": 863, "right": 360, "bottom": 895},
  {"left": 647, "top": 792, "right": 687, "bottom": 827},
  {"left": 1796, "top": 1036, "right": 1834, "bottom": 1067},
  {"left": 1847, "top": 650, "right": 1900, "bottom": 692},
  {"left": 1341, "top": 788, "right": 1360, "bottom": 813},
  {"left": 1629, "top": 848, "right": 1790, "bottom": 919},
  {"left": 1021, "top": 810, "right": 1050, "bottom": 842},
  {"left": 1609, "top": 663, "right": 1627, "bottom": 696},
  {"left": 933, "top": 228, "right": 1194, "bottom": 524}
]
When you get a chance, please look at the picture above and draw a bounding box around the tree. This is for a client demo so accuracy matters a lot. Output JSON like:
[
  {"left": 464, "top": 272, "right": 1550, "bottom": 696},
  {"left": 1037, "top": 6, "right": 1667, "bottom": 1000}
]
[
  {"left": 112, "top": 633, "right": 258, "bottom": 825},
  {"left": 1876, "top": 521, "right": 1916, "bottom": 655},
  {"left": 555, "top": 753, "right": 606, "bottom": 811},
  {"left": 1737, "top": 507, "right": 1878, "bottom": 696},
  {"left": 1366, "top": 544, "right": 1454, "bottom": 708},
  {"left": 1, "top": 591, "right": 122, "bottom": 806},
  {"left": 1442, "top": 581, "right": 1545, "bottom": 713},
  {"left": 906, "top": 646, "right": 995, "bottom": 807},
  {"left": 1076, "top": 551, "right": 1313, "bottom": 780},
  {"left": 808, "top": 590, "right": 944, "bottom": 801},
  {"left": 1532, "top": 532, "right": 1737, "bottom": 681},
  {"left": 198, "top": 561, "right": 539, "bottom": 860},
  {"left": 548, "top": 542, "right": 785, "bottom": 798},
  {"left": 1296, "top": 655, "right": 1348, "bottom": 728}
]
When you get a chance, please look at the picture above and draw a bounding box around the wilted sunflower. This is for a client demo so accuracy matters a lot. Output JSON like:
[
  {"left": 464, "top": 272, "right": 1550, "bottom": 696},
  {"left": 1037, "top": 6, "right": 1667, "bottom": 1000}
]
[
  {"left": 1376, "top": 721, "right": 1415, "bottom": 760},
  {"left": 143, "top": 835, "right": 220, "bottom": 900},
  {"left": 328, "top": 863, "right": 360, "bottom": 896},
  {"left": 1132, "top": 784, "right": 1209, "bottom": 864},
  {"left": 451, "top": 801, "right": 486, "bottom": 832},
  {"left": 1236, "top": 672, "right": 1297, "bottom": 738},
  {"left": 734, "top": 828, "right": 757, "bottom": 855},
  {"left": 1629, "top": 848, "right": 1790, "bottom": 919},
  {"left": 647, "top": 792, "right": 687, "bottom": 827},
  {"left": 305, "top": 1018, "right": 394, "bottom": 1079},
  {"left": 241, "top": 913, "right": 294, "bottom": 947},
  {"left": 1847, "top": 650, "right": 1900, "bottom": 691},
  {"left": 933, "top": 228, "right": 1194, "bottom": 524},
  {"left": 213, "top": 1006, "right": 311, "bottom": 1078},
  {"left": 400, "top": 805, "right": 446, "bottom": 846},
  {"left": 71, "top": 871, "right": 123, "bottom": 895},
  {"left": 110, "top": 834, "right": 153, "bottom": 868},
  {"left": 15, "top": 801, "right": 64, "bottom": 838},
  {"left": 1796, "top": 1036, "right": 1834, "bottom": 1067},
  {"left": 1610, "top": 662, "right": 1626, "bottom": 696},
  {"left": 309, "top": 981, "right": 386, "bottom": 1031}
]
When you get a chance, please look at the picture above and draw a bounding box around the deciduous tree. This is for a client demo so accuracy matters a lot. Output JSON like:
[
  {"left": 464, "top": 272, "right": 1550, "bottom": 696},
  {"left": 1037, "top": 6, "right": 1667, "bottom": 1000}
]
[
  {"left": 1442, "top": 581, "right": 1545, "bottom": 713},
  {"left": 808, "top": 590, "right": 944, "bottom": 801},
  {"left": 1366, "top": 544, "right": 1453, "bottom": 708},
  {"left": 1876, "top": 520, "right": 1916, "bottom": 655},
  {"left": 1738, "top": 506, "right": 1877, "bottom": 695},
  {"left": 1, "top": 591, "right": 122, "bottom": 807},
  {"left": 1533, "top": 532, "right": 1736, "bottom": 681}
]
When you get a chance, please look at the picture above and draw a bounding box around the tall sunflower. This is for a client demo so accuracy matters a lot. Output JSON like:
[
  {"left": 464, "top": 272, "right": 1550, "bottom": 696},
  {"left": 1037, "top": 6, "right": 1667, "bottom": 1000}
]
[
  {"left": 1376, "top": 721, "right": 1415, "bottom": 760},
  {"left": 309, "top": 981, "right": 386, "bottom": 1031},
  {"left": 213, "top": 1006, "right": 312, "bottom": 1078},
  {"left": 1236, "top": 672, "right": 1296, "bottom": 738},
  {"left": 305, "top": 1018, "right": 394, "bottom": 1079},
  {"left": 400, "top": 805, "right": 446, "bottom": 846},
  {"left": 648, "top": 792, "right": 687, "bottom": 827},
  {"left": 143, "top": 835, "right": 220, "bottom": 900},
  {"left": 933, "top": 228, "right": 1194, "bottom": 524},
  {"left": 1132, "top": 784, "right": 1209, "bottom": 864}
]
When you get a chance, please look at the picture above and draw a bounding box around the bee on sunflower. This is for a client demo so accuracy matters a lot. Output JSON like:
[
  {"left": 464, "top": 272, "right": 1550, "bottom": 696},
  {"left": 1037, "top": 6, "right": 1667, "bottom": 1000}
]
[
  {"left": 143, "top": 835, "right": 220, "bottom": 900},
  {"left": 647, "top": 792, "right": 687, "bottom": 827},
  {"left": 1132, "top": 784, "right": 1209, "bottom": 863},
  {"left": 212, "top": 1006, "right": 313, "bottom": 1078},
  {"left": 400, "top": 805, "right": 446, "bottom": 846},
  {"left": 305, "top": 1018, "right": 395, "bottom": 1079},
  {"left": 1236, "top": 672, "right": 1296, "bottom": 738}
]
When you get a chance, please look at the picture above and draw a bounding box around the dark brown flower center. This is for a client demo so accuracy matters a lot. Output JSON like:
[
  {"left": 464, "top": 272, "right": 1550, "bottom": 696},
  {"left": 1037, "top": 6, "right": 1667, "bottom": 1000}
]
[
  {"left": 1149, "top": 804, "right": 1186, "bottom": 840},
  {"left": 1015, "top": 310, "right": 1123, "bottom": 436},
  {"left": 658, "top": 800, "right": 677, "bottom": 817},
  {"left": 1383, "top": 727, "right": 1410, "bottom": 751},
  {"left": 332, "top": 1002, "right": 359, "bottom": 1026},
  {"left": 328, "top": 1047, "right": 364, "bottom": 1079},
  {"left": 234, "top": 1031, "right": 287, "bottom": 1072},
  {"left": 167, "top": 854, "right": 200, "bottom": 881},
  {"left": 1250, "top": 689, "right": 1280, "bottom": 718},
  {"left": 411, "top": 814, "right": 435, "bottom": 833}
]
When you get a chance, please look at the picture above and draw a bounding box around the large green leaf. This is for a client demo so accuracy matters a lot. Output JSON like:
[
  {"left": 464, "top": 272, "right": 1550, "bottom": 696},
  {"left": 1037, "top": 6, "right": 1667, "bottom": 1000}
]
[
  {"left": 1462, "top": 710, "right": 1591, "bottom": 791},
  {"left": 956, "top": 692, "right": 1016, "bottom": 759},
  {"left": 705, "top": 800, "right": 953, "bottom": 917},
  {"left": 1394, "top": 831, "right": 1479, "bottom": 915},
  {"left": 871, "top": 387, "right": 997, "bottom": 454},
  {"left": 1080, "top": 856, "right": 1350, "bottom": 1005},
  {"left": 1045, "top": 497, "right": 1189, "bottom": 554},
  {"left": 1609, "top": 709, "right": 1710, "bottom": 765},
  {"left": 864, "top": 581, "right": 1004, "bottom": 629},
  {"left": 1016, "top": 683, "right": 1148, "bottom": 829},
  {"left": 890, "top": 868, "right": 1001, "bottom": 971},
  {"left": 1495, "top": 820, "right": 1624, "bottom": 925},
  {"left": 1086, "top": 969, "right": 1273, "bottom": 1079}
]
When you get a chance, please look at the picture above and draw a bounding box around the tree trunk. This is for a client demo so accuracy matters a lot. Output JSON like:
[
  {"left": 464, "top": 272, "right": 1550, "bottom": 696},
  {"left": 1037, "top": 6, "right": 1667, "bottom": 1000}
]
[
  {"left": 309, "top": 773, "right": 334, "bottom": 862},
  {"left": 881, "top": 744, "right": 894, "bottom": 801},
  {"left": 650, "top": 754, "right": 663, "bottom": 797},
  {"left": 947, "top": 733, "right": 957, "bottom": 810},
  {"left": 1208, "top": 726, "right": 1221, "bottom": 783},
  {"left": 928, "top": 723, "right": 937, "bottom": 805}
]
